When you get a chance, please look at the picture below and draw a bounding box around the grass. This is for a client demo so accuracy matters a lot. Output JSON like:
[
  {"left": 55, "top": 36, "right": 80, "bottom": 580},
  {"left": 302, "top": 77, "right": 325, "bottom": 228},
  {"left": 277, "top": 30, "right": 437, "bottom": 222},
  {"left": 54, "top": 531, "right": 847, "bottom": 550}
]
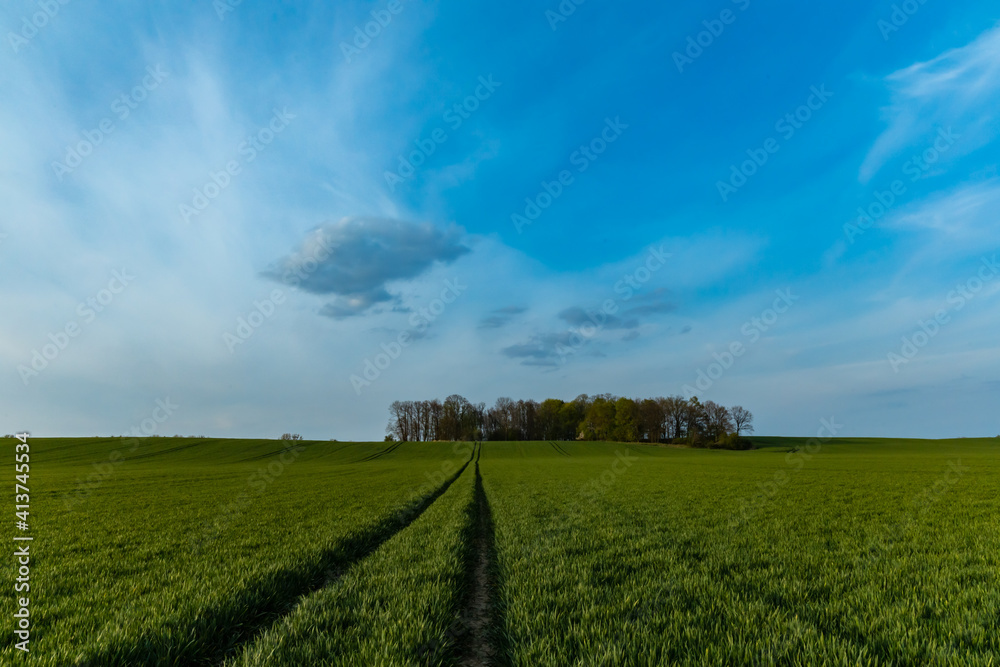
[
  {"left": 3, "top": 436, "right": 997, "bottom": 665},
  {"left": 1, "top": 436, "right": 472, "bottom": 665},
  {"left": 482, "top": 438, "right": 1000, "bottom": 666},
  {"left": 225, "top": 445, "right": 478, "bottom": 666}
]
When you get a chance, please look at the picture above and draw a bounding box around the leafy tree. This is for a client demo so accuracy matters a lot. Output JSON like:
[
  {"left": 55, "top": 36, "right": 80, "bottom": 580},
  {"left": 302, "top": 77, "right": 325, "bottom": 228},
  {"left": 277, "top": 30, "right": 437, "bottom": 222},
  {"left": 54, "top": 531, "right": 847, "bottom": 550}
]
[
  {"left": 537, "top": 399, "right": 565, "bottom": 440},
  {"left": 581, "top": 395, "right": 616, "bottom": 440},
  {"left": 614, "top": 397, "right": 639, "bottom": 442}
]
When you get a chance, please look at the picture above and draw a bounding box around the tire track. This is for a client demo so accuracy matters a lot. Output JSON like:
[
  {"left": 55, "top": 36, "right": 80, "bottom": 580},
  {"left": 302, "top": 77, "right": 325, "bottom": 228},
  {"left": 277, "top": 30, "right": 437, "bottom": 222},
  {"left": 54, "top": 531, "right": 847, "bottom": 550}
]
[
  {"left": 356, "top": 440, "right": 404, "bottom": 463},
  {"left": 82, "top": 449, "right": 474, "bottom": 667},
  {"left": 125, "top": 439, "right": 213, "bottom": 460},
  {"left": 455, "top": 444, "right": 501, "bottom": 666}
]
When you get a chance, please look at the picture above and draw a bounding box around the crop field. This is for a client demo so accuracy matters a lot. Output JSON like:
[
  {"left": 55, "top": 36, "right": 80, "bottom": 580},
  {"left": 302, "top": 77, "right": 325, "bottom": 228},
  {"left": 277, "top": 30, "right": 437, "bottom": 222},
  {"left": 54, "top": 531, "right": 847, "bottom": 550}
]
[{"left": 3, "top": 436, "right": 999, "bottom": 665}]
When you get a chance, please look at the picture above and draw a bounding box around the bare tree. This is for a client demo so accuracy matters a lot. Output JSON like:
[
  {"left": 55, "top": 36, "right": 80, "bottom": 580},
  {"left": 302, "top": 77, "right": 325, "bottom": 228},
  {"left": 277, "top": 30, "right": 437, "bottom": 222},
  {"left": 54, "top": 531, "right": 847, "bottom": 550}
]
[
  {"left": 386, "top": 401, "right": 410, "bottom": 442},
  {"left": 730, "top": 405, "right": 754, "bottom": 437}
]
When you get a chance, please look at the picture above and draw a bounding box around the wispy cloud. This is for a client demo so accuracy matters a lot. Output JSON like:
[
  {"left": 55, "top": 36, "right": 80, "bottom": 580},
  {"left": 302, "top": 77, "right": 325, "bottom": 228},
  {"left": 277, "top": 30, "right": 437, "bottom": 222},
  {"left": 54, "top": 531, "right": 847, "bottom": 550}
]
[
  {"left": 887, "top": 178, "right": 1000, "bottom": 238},
  {"left": 860, "top": 25, "right": 1000, "bottom": 183}
]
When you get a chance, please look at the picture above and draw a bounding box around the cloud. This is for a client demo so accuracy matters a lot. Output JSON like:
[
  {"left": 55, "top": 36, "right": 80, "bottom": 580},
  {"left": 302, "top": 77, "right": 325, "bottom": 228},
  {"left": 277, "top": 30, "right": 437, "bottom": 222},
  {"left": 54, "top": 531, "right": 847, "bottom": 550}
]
[
  {"left": 502, "top": 288, "right": 678, "bottom": 368},
  {"left": 478, "top": 305, "right": 527, "bottom": 329},
  {"left": 500, "top": 332, "right": 576, "bottom": 367},
  {"left": 557, "top": 288, "right": 675, "bottom": 330},
  {"left": 860, "top": 25, "right": 1000, "bottom": 183},
  {"left": 262, "top": 217, "right": 470, "bottom": 318},
  {"left": 558, "top": 306, "right": 638, "bottom": 330},
  {"left": 887, "top": 179, "right": 1000, "bottom": 238},
  {"left": 621, "top": 288, "right": 676, "bottom": 318}
]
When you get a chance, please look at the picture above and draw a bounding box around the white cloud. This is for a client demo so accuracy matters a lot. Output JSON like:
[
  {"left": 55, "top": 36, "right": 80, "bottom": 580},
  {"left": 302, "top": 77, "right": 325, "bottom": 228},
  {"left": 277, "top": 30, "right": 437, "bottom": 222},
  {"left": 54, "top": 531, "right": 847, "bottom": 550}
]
[{"left": 860, "top": 25, "right": 1000, "bottom": 183}]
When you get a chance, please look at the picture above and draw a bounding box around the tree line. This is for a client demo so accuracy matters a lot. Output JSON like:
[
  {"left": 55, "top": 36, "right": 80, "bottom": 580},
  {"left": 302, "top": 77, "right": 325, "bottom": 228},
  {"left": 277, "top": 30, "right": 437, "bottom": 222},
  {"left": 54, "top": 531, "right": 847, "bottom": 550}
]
[{"left": 386, "top": 394, "right": 754, "bottom": 448}]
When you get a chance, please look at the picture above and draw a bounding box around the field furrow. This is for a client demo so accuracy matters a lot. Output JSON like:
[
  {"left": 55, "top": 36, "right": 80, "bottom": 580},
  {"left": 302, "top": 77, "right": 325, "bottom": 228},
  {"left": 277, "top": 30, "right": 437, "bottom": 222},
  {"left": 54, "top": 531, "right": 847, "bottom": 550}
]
[
  {"left": 1, "top": 438, "right": 473, "bottom": 666},
  {"left": 223, "top": 445, "right": 481, "bottom": 666}
]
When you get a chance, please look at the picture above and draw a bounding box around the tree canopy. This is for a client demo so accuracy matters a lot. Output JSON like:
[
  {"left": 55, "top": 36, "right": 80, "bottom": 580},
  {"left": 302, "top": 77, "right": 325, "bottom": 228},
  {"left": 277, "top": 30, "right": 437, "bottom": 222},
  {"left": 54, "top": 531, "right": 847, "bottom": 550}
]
[{"left": 386, "top": 395, "right": 753, "bottom": 448}]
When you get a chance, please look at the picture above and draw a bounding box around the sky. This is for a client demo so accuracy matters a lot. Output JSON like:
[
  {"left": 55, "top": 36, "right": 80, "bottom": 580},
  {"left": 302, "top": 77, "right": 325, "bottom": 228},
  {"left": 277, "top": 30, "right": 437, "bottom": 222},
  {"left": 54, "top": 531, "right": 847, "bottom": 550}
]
[{"left": 1, "top": 1, "right": 998, "bottom": 440}]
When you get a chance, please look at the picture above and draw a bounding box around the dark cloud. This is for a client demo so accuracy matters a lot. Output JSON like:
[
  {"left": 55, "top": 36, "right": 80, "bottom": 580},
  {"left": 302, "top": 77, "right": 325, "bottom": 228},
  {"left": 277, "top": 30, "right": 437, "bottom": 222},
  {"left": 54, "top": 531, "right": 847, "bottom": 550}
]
[
  {"left": 479, "top": 305, "right": 527, "bottom": 329},
  {"left": 625, "top": 301, "right": 676, "bottom": 317},
  {"left": 502, "top": 289, "right": 678, "bottom": 369},
  {"left": 262, "top": 217, "right": 469, "bottom": 319},
  {"left": 558, "top": 306, "right": 638, "bottom": 330},
  {"left": 501, "top": 332, "right": 576, "bottom": 366},
  {"left": 556, "top": 289, "right": 675, "bottom": 331},
  {"left": 621, "top": 288, "right": 676, "bottom": 318}
]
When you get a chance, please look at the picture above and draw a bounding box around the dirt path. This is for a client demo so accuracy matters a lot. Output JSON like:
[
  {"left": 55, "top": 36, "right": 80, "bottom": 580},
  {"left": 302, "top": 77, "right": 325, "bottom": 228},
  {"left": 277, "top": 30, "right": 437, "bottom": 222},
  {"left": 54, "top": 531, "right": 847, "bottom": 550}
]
[{"left": 457, "top": 452, "right": 497, "bottom": 667}]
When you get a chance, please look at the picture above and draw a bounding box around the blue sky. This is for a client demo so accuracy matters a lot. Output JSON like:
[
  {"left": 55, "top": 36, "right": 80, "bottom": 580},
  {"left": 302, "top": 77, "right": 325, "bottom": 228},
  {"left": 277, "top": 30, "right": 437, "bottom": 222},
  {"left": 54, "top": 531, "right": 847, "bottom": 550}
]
[{"left": 1, "top": 1, "right": 998, "bottom": 439}]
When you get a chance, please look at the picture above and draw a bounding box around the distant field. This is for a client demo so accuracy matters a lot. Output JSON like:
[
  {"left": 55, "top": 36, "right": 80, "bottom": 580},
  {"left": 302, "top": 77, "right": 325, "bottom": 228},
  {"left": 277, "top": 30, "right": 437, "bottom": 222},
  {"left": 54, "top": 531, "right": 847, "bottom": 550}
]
[{"left": 3, "top": 436, "right": 998, "bottom": 665}]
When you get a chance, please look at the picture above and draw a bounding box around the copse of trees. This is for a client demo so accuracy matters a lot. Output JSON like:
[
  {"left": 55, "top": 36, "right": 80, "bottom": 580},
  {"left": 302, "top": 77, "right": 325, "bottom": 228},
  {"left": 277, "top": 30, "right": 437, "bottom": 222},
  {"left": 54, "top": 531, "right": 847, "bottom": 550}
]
[{"left": 386, "top": 394, "right": 754, "bottom": 449}]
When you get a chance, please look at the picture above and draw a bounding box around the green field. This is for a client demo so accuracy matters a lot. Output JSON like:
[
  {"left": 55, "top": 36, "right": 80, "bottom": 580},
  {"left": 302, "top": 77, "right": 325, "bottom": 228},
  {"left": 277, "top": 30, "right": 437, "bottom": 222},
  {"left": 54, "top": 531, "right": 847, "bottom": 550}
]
[{"left": 4, "top": 436, "right": 998, "bottom": 665}]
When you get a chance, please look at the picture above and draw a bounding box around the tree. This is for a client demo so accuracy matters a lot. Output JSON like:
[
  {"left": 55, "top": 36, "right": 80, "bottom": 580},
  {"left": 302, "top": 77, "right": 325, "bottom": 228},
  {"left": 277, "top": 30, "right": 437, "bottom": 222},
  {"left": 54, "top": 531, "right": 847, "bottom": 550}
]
[
  {"left": 537, "top": 399, "right": 565, "bottom": 440},
  {"left": 580, "top": 395, "right": 616, "bottom": 440},
  {"left": 386, "top": 401, "right": 410, "bottom": 442},
  {"left": 684, "top": 397, "right": 707, "bottom": 446},
  {"left": 280, "top": 433, "right": 302, "bottom": 441},
  {"left": 730, "top": 405, "right": 754, "bottom": 437},
  {"left": 703, "top": 400, "right": 734, "bottom": 443},
  {"left": 492, "top": 397, "right": 514, "bottom": 440},
  {"left": 559, "top": 400, "right": 584, "bottom": 440},
  {"left": 613, "top": 397, "right": 639, "bottom": 442},
  {"left": 657, "top": 395, "right": 685, "bottom": 441},
  {"left": 384, "top": 394, "right": 754, "bottom": 447},
  {"left": 638, "top": 398, "right": 665, "bottom": 443}
]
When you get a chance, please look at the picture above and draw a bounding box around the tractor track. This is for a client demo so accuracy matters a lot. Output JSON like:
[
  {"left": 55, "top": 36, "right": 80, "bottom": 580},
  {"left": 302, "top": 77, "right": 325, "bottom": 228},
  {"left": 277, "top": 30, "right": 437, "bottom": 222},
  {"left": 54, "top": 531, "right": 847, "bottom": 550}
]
[
  {"left": 83, "top": 448, "right": 474, "bottom": 667},
  {"left": 455, "top": 444, "right": 501, "bottom": 666}
]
